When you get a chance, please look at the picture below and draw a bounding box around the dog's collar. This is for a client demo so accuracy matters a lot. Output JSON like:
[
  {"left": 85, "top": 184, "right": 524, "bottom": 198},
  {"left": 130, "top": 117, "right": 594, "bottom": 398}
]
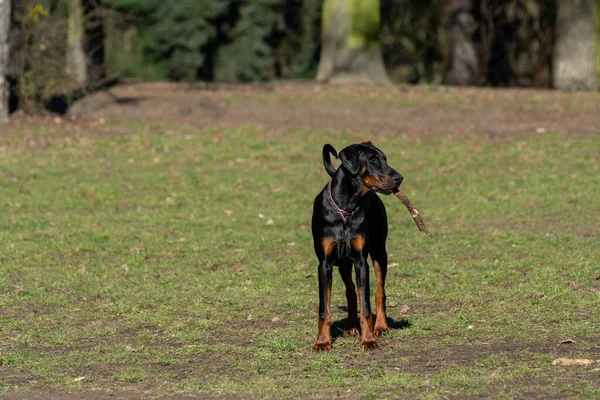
[{"left": 328, "top": 180, "right": 353, "bottom": 224}]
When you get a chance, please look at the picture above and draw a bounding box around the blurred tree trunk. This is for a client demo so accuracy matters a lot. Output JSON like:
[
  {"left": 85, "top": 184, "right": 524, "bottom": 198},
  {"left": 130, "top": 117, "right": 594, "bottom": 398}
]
[
  {"left": 67, "top": 0, "right": 87, "bottom": 87},
  {"left": 445, "top": 0, "right": 480, "bottom": 85},
  {"left": 0, "top": 0, "right": 10, "bottom": 122},
  {"left": 553, "top": 0, "right": 597, "bottom": 90},
  {"left": 316, "top": 0, "right": 389, "bottom": 84},
  {"left": 103, "top": 7, "right": 116, "bottom": 76},
  {"left": 597, "top": 0, "right": 600, "bottom": 87}
]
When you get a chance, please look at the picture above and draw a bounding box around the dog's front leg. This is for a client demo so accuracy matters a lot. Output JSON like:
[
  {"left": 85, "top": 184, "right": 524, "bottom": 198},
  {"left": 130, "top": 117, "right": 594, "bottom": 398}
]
[{"left": 313, "top": 259, "right": 333, "bottom": 352}]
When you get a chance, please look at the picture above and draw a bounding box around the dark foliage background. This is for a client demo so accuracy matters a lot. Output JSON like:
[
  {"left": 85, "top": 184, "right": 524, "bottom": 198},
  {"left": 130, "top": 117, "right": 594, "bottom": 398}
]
[{"left": 6, "top": 0, "right": 600, "bottom": 110}]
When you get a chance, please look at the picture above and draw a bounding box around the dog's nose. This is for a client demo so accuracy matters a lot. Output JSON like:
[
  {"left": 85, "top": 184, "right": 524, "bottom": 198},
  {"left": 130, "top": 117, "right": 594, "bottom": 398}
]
[{"left": 393, "top": 173, "right": 403, "bottom": 185}]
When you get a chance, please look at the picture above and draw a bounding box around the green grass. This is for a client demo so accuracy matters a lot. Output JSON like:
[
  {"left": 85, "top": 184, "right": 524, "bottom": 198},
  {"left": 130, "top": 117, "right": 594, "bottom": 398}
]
[{"left": 0, "top": 119, "right": 599, "bottom": 398}]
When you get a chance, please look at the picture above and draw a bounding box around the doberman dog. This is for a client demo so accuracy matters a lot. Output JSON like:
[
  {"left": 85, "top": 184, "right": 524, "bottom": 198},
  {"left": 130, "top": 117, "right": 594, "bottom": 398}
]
[{"left": 311, "top": 141, "right": 403, "bottom": 351}]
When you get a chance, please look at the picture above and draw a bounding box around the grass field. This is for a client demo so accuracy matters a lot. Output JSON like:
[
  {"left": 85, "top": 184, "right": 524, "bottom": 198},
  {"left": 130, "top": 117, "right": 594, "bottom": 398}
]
[{"left": 1, "top": 86, "right": 599, "bottom": 399}]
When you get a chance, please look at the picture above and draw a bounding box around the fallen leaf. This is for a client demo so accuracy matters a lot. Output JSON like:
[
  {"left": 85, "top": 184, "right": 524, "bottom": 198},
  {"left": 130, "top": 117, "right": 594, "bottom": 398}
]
[
  {"left": 559, "top": 339, "right": 575, "bottom": 344},
  {"left": 272, "top": 317, "right": 280, "bottom": 322},
  {"left": 398, "top": 305, "right": 411, "bottom": 314},
  {"left": 296, "top": 264, "right": 309, "bottom": 270},
  {"left": 73, "top": 376, "right": 85, "bottom": 382},
  {"left": 231, "top": 264, "right": 244, "bottom": 273},
  {"left": 552, "top": 358, "right": 595, "bottom": 366},
  {"left": 247, "top": 314, "right": 253, "bottom": 321}
]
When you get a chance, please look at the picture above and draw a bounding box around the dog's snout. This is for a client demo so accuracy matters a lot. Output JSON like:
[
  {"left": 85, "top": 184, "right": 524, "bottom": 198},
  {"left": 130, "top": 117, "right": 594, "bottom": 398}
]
[{"left": 393, "top": 173, "right": 403, "bottom": 186}]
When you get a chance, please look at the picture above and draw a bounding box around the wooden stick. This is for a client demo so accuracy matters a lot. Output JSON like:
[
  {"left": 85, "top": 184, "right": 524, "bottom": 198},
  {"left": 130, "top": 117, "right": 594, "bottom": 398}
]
[{"left": 394, "top": 190, "right": 432, "bottom": 238}]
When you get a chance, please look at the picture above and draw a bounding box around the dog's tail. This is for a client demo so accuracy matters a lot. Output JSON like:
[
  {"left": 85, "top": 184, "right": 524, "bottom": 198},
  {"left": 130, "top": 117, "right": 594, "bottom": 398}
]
[{"left": 322, "top": 144, "right": 338, "bottom": 177}]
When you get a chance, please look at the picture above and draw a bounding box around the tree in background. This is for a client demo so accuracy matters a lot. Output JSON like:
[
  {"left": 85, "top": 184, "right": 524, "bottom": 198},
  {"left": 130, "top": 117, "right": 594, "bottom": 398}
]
[
  {"left": 10, "top": 1, "right": 73, "bottom": 112},
  {"left": 4, "top": 0, "right": 599, "bottom": 116},
  {"left": 0, "top": 0, "right": 10, "bottom": 122},
  {"left": 66, "top": 0, "right": 87, "bottom": 87},
  {"left": 316, "top": 0, "right": 389, "bottom": 83},
  {"left": 597, "top": 0, "right": 600, "bottom": 86},
  {"left": 109, "top": 0, "right": 299, "bottom": 82},
  {"left": 287, "top": 0, "right": 322, "bottom": 78},
  {"left": 380, "top": 0, "right": 558, "bottom": 87},
  {"left": 109, "top": 0, "right": 228, "bottom": 81},
  {"left": 553, "top": 0, "right": 597, "bottom": 90},
  {"left": 213, "top": 0, "right": 289, "bottom": 82},
  {"left": 482, "top": 0, "right": 555, "bottom": 88},
  {"left": 444, "top": 0, "right": 480, "bottom": 85},
  {"left": 381, "top": 0, "right": 444, "bottom": 83}
]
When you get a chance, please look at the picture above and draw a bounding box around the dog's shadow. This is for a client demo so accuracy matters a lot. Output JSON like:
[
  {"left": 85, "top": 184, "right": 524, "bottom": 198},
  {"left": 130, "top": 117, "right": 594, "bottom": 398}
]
[{"left": 330, "top": 313, "right": 411, "bottom": 342}]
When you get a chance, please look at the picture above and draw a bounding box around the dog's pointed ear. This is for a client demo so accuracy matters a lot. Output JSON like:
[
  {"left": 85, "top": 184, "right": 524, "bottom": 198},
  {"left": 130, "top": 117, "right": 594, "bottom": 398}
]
[
  {"left": 339, "top": 145, "right": 360, "bottom": 175},
  {"left": 322, "top": 144, "right": 338, "bottom": 177}
]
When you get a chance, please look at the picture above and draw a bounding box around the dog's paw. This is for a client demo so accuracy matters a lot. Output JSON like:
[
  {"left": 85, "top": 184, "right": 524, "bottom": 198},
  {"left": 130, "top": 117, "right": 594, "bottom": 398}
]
[
  {"left": 344, "top": 327, "right": 359, "bottom": 337},
  {"left": 313, "top": 340, "right": 332, "bottom": 352},
  {"left": 374, "top": 325, "right": 390, "bottom": 337},
  {"left": 361, "top": 336, "right": 379, "bottom": 351}
]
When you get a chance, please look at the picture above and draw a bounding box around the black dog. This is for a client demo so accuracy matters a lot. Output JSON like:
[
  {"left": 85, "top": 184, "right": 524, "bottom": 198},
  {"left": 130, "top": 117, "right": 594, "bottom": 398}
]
[{"left": 311, "top": 141, "right": 403, "bottom": 351}]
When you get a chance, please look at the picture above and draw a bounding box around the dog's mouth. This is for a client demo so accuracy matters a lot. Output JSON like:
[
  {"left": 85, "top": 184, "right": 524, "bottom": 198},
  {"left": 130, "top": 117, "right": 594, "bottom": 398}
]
[
  {"left": 363, "top": 173, "right": 402, "bottom": 195},
  {"left": 371, "top": 186, "right": 398, "bottom": 195}
]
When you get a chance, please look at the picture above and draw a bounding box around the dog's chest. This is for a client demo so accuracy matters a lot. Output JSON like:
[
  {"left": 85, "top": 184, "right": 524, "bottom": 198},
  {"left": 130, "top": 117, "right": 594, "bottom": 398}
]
[{"left": 331, "top": 218, "right": 368, "bottom": 262}]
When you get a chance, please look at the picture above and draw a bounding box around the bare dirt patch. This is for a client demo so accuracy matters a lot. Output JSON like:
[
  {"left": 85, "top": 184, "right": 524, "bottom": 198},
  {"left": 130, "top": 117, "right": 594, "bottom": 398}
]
[
  {"left": 6, "top": 82, "right": 599, "bottom": 141},
  {"left": 71, "top": 83, "right": 600, "bottom": 138}
]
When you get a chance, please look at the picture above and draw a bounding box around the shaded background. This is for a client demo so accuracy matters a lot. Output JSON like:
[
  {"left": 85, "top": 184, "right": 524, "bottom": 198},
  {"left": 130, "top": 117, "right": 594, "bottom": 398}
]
[{"left": 3, "top": 0, "right": 600, "bottom": 114}]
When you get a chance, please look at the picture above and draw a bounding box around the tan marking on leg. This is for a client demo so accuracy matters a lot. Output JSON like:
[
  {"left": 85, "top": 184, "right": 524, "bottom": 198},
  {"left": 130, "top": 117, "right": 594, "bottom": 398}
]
[
  {"left": 313, "top": 284, "right": 332, "bottom": 352},
  {"left": 357, "top": 284, "right": 378, "bottom": 350},
  {"left": 351, "top": 236, "right": 365, "bottom": 252},
  {"left": 321, "top": 238, "right": 337, "bottom": 256}
]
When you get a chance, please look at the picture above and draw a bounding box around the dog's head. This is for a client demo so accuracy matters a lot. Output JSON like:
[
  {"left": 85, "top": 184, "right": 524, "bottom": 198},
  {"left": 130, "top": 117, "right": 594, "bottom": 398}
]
[{"left": 338, "top": 141, "right": 403, "bottom": 195}]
